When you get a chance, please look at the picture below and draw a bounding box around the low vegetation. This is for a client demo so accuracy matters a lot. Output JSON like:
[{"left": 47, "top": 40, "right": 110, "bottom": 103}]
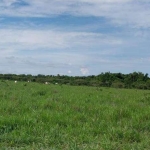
[
  {"left": 0, "top": 71, "right": 150, "bottom": 90},
  {"left": 0, "top": 80, "right": 150, "bottom": 149}
]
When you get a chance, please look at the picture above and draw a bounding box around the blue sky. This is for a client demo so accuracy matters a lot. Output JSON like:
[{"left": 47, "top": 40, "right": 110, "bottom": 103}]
[{"left": 0, "top": 0, "right": 150, "bottom": 76}]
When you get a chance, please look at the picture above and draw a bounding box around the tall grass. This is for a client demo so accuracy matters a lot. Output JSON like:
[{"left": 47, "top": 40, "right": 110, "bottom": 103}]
[{"left": 0, "top": 80, "right": 150, "bottom": 149}]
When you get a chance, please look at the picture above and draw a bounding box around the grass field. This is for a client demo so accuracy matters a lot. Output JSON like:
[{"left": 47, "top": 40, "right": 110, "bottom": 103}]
[{"left": 0, "top": 80, "right": 150, "bottom": 150}]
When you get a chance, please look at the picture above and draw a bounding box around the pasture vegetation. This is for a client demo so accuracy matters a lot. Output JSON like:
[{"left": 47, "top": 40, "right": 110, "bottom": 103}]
[{"left": 0, "top": 80, "right": 150, "bottom": 150}]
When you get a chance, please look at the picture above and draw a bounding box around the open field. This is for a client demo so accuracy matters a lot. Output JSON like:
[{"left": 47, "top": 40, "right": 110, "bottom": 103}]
[{"left": 0, "top": 80, "right": 150, "bottom": 150}]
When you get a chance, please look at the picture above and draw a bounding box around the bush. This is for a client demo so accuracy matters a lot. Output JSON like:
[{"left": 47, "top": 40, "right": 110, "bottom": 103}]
[{"left": 112, "top": 82, "right": 124, "bottom": 88}]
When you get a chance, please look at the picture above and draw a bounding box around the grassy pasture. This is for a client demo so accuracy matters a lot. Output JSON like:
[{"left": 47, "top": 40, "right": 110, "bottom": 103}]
[{"left": 0, "top": 80, "right": 150, "bottom": 150}]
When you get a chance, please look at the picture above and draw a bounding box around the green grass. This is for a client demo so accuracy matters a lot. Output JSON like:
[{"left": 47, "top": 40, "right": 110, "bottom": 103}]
[{"left": 0, "top": 80, "right": 150, "bottom": 150}]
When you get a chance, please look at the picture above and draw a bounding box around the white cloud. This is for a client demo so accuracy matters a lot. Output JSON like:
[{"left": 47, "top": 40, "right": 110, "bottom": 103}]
[
  {"left": 68, "top": 70, "right": 72, "bottom": 74},
  {"left": 0, "top": 0, "right": 150, "bottom": 28},
  {"left": 0, "top": 28, "right": 122, "bottom": 54},
  {"left": 0, "top": 0, "right": 150, "bottom": 75},
  {"left": 80, "top": 67, "right": 89, "bottom": 75}
]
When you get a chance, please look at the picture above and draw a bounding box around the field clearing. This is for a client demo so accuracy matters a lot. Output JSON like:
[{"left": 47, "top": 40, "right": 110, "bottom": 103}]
[{"left": 0, "top": 80, "right": 150, "bottom": 150}]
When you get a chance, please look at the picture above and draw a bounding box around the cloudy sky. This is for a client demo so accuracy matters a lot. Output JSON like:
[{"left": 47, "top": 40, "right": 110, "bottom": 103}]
[{"left": 0, "top": 0, "right": 150, "bottom": 76}]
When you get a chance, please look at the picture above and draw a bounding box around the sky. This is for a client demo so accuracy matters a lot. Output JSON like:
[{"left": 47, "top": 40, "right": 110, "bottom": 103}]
[{"left": 0, "top": 0, "right": 150, "bottom": 76}]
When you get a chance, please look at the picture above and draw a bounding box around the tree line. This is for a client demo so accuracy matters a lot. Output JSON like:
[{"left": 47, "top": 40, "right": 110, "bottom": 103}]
[{"left": 0, "top": 72, "right": 150, "bottom": 90}]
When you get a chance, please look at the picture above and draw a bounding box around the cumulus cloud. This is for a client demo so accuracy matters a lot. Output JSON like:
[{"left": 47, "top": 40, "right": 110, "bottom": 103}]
[
  {"left": 68, "top": 70, "right": 72, "bottom": 74},
  {"left": 80, "top": 67, "right": 89, "bottom": 75}
]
